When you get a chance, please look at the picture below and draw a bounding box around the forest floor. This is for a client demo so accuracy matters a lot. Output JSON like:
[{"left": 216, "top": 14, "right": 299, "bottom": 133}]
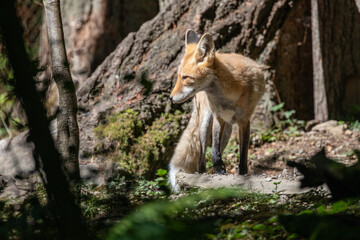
[
  {"left": 1, "top": 120, "right": 360, "bottom": 239},
  {"left": 223, "top": 120, "right": 360, "bottom": 180},
  {"left": 171, "top": 120, "right": 360, "bottom": 194}
]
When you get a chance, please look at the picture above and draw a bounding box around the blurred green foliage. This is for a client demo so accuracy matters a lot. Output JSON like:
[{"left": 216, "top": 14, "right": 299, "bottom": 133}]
[
  {"left": 1, "top": 176, "right": 360, "bottom": 240},
  {"left": 279, "top": 199, "right": 360, "bottom": 240},
  {"left": 252, "top": 102, "right": 305, "bottom": 145},
  {"left": 106, "top": 188, "right": 245, "bottom": 240},
  {"left": 0, "top": 50, "right": 26, "bottom": 139}
]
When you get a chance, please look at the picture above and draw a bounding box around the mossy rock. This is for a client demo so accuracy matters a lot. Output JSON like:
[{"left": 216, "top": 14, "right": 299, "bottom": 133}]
[
  {"left": 94, "top": 109, "right": 142, "bottom": 152},
  {"left": 95, "top": 109, "right": 184, "bottom": 178}
]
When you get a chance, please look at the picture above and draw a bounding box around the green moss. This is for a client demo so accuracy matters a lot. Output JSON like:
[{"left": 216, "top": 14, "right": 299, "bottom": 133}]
[
  {"left": 94, "top": 110, "right": 184, "bottom": 177},
  {"left": 94, "top": 109, "right": 142, "bottom": 152},
  {"left": 132, "top": 111, "right": 183, "bottom": 175}
]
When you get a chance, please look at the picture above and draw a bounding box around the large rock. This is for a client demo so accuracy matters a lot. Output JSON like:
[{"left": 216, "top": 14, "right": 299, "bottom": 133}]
[
  {"left": 0, "top": 132, "right": 35, "bottom": 179},
  {"left": 0, "top": 129, "right": 104, "bottom": 189}
]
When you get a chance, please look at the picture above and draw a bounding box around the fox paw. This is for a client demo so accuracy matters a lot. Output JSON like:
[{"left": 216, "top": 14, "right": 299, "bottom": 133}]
[
  {"left": 199, "top": 163, "right": 206, "bottom": 174},
  {"left": 214, "top": 165, "right": 226, "bottom": 175}
]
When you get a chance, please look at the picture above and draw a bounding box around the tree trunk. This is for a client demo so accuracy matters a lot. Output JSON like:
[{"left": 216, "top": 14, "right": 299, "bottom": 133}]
[
  {"left": 0, "top": 1, "right": 87, "bottom": 239},
  {"left": 311, "top": 0, "right": 328, "bottom": 121},
  {"left": 76, "top": 0, "right": 294, "bottom": 175},
  {"left": 0, "top": 0, "right": 43, "bottom": 131},
  {"left": 59, "top": 0, "right": 159, "bottom": 86},
  {"left": 43, "top": 0, "right": 80, "bottom": 184},
  {"left": 312, "top": 0, "right": 360, "bottom": 120},
  {"left": 273, "top": 0, "right": 314, "bottom": 120},
  {"left": 38, "top": 0, "right": 159, "bottom": 116}
]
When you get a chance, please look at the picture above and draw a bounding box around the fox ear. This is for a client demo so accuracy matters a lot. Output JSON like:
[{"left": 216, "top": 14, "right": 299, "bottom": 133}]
[
  {"left": 185, "top": 29, "right": 200, "bottom": 45},
  {"left": 195, "top": 33, "right": 215, "bottom": 63}
]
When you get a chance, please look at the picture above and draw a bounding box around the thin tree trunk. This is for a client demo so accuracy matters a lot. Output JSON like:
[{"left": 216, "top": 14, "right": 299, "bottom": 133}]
[
  {"left": 43, "top": 0, "right": 80, "bottom": 184},
  {"left": 0, "top": 1, "right": 87, "bottom": 239},
  {"left": 311, "top": 0, "right": 328, "bottom": 121}
]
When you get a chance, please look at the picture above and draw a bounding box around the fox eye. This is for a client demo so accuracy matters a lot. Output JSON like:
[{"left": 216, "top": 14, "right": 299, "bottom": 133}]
[{"left": 182, "top": 75, "right": 193, "bottom": 81}]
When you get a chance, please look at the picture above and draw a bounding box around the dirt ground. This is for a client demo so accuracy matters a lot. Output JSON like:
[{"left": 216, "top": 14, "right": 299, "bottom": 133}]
[{"left": 223, "top": 121, "right": 360, "bottom": 181}]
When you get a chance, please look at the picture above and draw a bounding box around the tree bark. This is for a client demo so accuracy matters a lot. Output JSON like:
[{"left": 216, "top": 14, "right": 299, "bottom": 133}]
[
  {"left": 271, "top": 0, "right": 314, "bottom": 120},
  {"left": 59, "top": 0, "right": 159, "bottom": 86},
  {"left": 312, "top": 0, "right": 360, "bottom": 120},
  {"left": 0, "top": 1, "right": 87, "bottom": 239},
  {"left": 43, "top": 0, "right": 80, "bottom": 184},
  {"left": 38, "top": 0, "right": 159, "bottom": 117},
  {"left": 311, "top": 0, "right": 328, "bottom": 121}
]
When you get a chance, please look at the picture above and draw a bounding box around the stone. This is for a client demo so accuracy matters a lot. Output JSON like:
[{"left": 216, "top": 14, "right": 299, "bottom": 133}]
[
  {"left": 311, "top": 120, "right": 337, "bottom": 132},
  {"left": 345, "top": 129, "right": 352, "bottom": 136},
  {"left": 328, "top": 125, "right": 344, "bottom": 136},
  {"left": 0, "top": 131, "right": 36, "bottom": 179},
  {"left": 80, "top": 164, "right": 104, "bottom": 185}
]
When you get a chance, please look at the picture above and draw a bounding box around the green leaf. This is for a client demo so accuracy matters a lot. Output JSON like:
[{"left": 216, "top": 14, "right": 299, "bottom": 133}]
[
  {"left": 156, "top": 169, "right": 168, "bottom": 176},
  {"left": 252, "top": 223, "right": 265, "bottom": 230},
  {"left": 273, "top": 181, "right": 281, "bottom": 186},
  {"left": 270, "top": 102, "right": 285, "bottom": 112},
  {"left": 287, "top": 233, "right": 299, "bottom": 239},
  {"left": 0, "top": 93, "right": 7, "bottom": 104},
  {"left": 316, "top": 205, "right": 326, "bottom": 215},
  {"left": 268, "top": 216, "right": 278, "bottom": 223},
  {"left": 283, "top": 110, "right": 295, "bottom": 119},
  {"left": 155, "top": 177, "right": 165, "bottom": 182},
  {"left": 297, "top": 209, "right": 314, "bottom": 215},
  {"left": 329, "top": 201, "right": 348, "bottom": 214}
]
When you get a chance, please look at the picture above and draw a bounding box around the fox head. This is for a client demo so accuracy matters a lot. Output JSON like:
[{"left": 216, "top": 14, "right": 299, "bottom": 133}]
[{"left": 170, "top": 30, "right": 216, "bottom": 103}]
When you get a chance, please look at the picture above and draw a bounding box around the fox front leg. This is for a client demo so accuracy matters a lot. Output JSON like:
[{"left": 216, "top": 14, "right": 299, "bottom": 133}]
[
  {"left": 211, "top": 116, "right": 226, "bottom": 174},
  {"left": 199, "top": 108, "right": 213, "bottom": 173},
  {"left": 238, "top": 120, "right": 250, "bottom": 175}
]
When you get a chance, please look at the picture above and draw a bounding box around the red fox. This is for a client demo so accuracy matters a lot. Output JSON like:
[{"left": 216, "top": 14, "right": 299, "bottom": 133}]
[{"left": 169, "top": 30, "right": 266, "bottom": 191}]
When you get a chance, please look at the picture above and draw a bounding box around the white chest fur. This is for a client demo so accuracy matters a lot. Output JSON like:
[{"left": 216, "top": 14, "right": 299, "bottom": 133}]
[{"left": 217, "top": 108, "right": 235, "bottom": 123}]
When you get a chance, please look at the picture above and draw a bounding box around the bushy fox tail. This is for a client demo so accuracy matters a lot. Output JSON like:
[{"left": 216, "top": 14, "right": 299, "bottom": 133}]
[
  {"left": 169, "top": 92, "right": 232, "bottom": 192},
  {"left": 169, "top": 95, "right": 203, "bottom": 192}
]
